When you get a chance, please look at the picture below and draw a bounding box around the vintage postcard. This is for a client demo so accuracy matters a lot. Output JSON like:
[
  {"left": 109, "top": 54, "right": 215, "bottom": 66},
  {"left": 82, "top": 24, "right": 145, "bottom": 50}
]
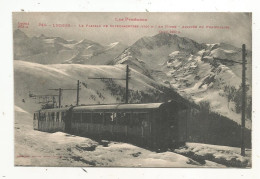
[{"left": 13, "top": 12, "right": 252, "bottom": 167}]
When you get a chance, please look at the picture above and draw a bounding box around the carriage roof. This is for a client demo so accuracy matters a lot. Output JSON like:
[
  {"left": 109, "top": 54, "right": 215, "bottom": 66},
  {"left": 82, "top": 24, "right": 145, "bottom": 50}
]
[
  {"left": 35, "top": 100, "right": 187, "bottom": 113},
  {"left": 72, "top": 103, "right": 164, "bottom": 112},
  {"left": 36, "top": 106, "right": 71, "bottom": 113}
]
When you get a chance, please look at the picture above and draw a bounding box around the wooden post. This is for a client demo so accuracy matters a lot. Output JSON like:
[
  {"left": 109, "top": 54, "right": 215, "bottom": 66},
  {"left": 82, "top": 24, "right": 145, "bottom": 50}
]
[
  {"left": 241, "top": 44, "right": 246, "bottom": 156},
  {"left": 125, "top": 65, "right": 129, "bottom": 104},
  {"left": 58, "top": 88, "right": 61, "bottom": 108},
  {"left": 52, "top": 96, "right": 55, "bottom": 108},
  {"left": 76, "top": 80, "right": 80, "bottom": 106}
]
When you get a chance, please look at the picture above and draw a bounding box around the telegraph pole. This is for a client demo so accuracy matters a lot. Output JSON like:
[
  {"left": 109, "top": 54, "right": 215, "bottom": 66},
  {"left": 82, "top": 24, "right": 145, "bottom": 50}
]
[
  {"left": 125, "top": 65, "right": 129, "bottom": 104},
  {"left": 58, "top": 88, "right": 62, "bottom": 108},
  {"left": 88, "top": 65, "right": 130, "bottom": 104},
  {"left": 52, "top": 96, "right": 56, "bottom": 108},
  {"left": 76, "top": 80, "right": 80, "bottom": 106},
  {"left": 28, "top": 91, "right": 58, "bottom": 108},
  {"left": 241, "top": 44, "right": 246, "bottom": 156},
  {"left": 49, "top": 86, "right": 78, "bottom": 108}
]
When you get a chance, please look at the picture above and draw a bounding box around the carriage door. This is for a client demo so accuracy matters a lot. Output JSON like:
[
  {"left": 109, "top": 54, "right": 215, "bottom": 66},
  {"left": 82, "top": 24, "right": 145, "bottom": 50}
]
[
  {"left": 140, "top": 113, "right": 150, "bottom": 139},
  {"left": 65, "top": 110, "right": 72, "bottom": 133},
  {"left": 169, "top": 111, "right": 178, "bottom": 144},
  {"left": 164, "top": 110, "right": 178, "bottom": 147},
  {"left": 177, "top": 109, "right": 187, "bottom": 144},
  {"left": 33, "top": 112, "right": 39, "bottom": 130}
]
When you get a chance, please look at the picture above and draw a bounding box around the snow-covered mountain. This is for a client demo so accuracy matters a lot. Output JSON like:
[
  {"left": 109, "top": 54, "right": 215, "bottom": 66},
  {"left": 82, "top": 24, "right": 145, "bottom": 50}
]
[
  {"left": 13, "top": 29, "right": 127, "bottom": 65},
  {"left": 14, "top": 60, "right": 180, "bottom": 114},
  {"left": 113, "top": 33, "right": 252, "bottom": 127},
  {"left": 13, "top": 30, "right": 252, "bottom": 128},
  {"left": 112, "top": 33, "right": 206, "bottom": 72},
  {"left": 63, "top": 40, "right": 127, "bottom": 65}
]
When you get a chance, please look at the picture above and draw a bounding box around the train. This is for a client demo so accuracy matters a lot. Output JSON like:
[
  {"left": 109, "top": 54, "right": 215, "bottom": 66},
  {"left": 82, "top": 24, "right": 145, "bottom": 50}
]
[{"left": 33, "top": 101, "right": 188, "bottom": 150}]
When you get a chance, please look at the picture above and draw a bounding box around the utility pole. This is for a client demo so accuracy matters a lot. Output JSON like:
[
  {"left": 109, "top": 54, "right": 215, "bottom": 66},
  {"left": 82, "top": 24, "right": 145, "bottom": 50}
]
[
  {"left": 28, "top": 91, "right": 58, "bottom": 108},
  {"left": 76, "top": 80, "right": 80, "bottom": 106},
  {"left": 241, "top": 44, "right": 247, "bottom": 156},
  {"left": 49, "top": 87, "right": 78, "bottom": 108},
  {"left": 52, "top": 96, "right": 56, "bottom": 108},
  {"left": 125, "top": 65, "right": 129, "bottom": 104},
  {"left": 88, "top": 65, "right": 130, "bottom": 104},
  {"left": 58, "top": 88, "right": 62, "bottom": 108}
]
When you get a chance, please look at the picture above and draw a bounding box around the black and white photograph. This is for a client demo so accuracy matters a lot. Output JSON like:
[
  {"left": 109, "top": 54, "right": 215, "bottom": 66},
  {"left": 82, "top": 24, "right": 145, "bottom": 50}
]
[{"left": 12, "top": 12, "right": 253, "bottom": 168}]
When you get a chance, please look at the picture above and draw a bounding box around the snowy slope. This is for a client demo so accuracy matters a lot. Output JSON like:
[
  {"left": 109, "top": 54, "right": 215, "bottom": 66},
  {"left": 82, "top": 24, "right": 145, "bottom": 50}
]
[
  {"left": 15, "top": 106, "right": 251, "bottom": 167},
  {"left": 164, "top": 45, "right": 252, "bottom": 128},
  {"left": 14, "top": 60, "right": 162, "bottom": 114},
  {"left": 64, "top": 41, "right": 127, "bottom": 65},
  {"left": 113, "top": 33, "right": 252, "bottom": 128},
  {"left": 14, "top": 30, "right": 78, "bottom": 64},
  {"left": 113, "top": 33, "right": 205, "bottom": 73},
  {"left": 13, "top": 29, "right": 127, "bottom": 65},
  {"left": 175, "top": 142, "right": 251, "bottom": 168},
  {"left": 14, "top": 106, "right": 227, "bottom": 167}
]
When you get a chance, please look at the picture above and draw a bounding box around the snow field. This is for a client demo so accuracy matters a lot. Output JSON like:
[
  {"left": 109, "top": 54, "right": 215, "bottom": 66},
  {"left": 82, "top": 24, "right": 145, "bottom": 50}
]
[{"left": 15, "top": 108, "right": 224, "bottom": 167}]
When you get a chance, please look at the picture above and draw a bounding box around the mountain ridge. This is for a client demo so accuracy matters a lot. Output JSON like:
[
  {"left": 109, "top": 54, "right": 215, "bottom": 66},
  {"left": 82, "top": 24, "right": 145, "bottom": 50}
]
[
  {"left": 13, "top": 29, "right": 128, "bottom": 65},
  {"left": 13, "top": 30, "right": 252, "bottom": 128},
  {"left": 112, "top": 32, "right": 252, "bottom": 127}
]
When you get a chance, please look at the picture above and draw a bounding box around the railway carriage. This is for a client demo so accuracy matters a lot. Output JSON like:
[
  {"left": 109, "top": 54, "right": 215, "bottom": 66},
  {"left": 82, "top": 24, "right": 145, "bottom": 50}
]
[
  {"left": 33, "top": 107, "right": 72, "bottom": 132},
  {"left": 34, "top": 101, "right": 188, "bottom": 149}
]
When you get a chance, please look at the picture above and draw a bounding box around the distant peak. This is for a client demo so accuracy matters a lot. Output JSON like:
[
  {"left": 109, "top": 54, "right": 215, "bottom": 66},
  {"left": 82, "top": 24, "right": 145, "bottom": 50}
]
[
  {"left": 39, "top": 34, "right": 47, "bottom": 38},
  {"left": 110, "top": 42, "right": 119, "bottom": 46},
  {"left": 14, "top": 29, "right": 23, "bottom": 33},
  {"left": 13, "top": 29, "right": 28, "bottom": 39},
  {"left": 79, "top": 39, "right": 95, "bottom": 44},
  {"left": 106, "top": 42, "right": 119, "bottom": 48},
  {"left": 153, "top": 32, "right": 178, "bottom": 39}
]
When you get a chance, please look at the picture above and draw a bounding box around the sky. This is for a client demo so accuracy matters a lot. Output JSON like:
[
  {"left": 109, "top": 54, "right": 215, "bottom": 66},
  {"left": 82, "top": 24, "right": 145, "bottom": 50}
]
[{"left": 13, "top": 12, "right": 252, "bottom": 49}]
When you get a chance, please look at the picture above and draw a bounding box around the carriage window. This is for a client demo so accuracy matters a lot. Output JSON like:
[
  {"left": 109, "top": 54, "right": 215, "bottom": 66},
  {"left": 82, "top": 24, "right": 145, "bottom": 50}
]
[
  {"left": 48, "top": 112, "right": 51, "bottom": 121},
  {"left": 40, "top": 113, "right": 45, "bottom": 121},
  {"left": 61, "top": 112, "right": 66, "bottom": 122},
  {"left": 51, "top": 112, "right": 55, "bottom": 121},
  {"left": 132, "top": 113, "right": 140, "bottom": 126},
  {"left": 104, "top": 113, "right": 115, "bottom": 125},
  {"left": 92, "top": 113, "right": 103, "bottom": 124},
  {"left": 82, "top": 113, "right": 92, "bottom": 123},
  {"left": 47, "top": 112, "right": 49, "bottom": 121},
  {"left": 132, "top": 113, "right": 148, "bottom": 126},
  {"left": 139, "top": 113, "right": 149, "bottom": 127},
  {"left": 56, "top": 112, "right": 60, "bottom": 122},
  {"left": 73, "top": 113, "right": 81, "bottom": 123},
  {"left": 139, "top": 113, "right": 148, "bottom": 121},
  {"left": 125, "top": 113, "right": 131, "bottom": 124},
  {"left": 116, "top": 113, "right": 123, "bottom": 125},
  {"left": 46, "top": 112, "right": 49, "bottom": 121},
  {"left": 116, "top": 113, "right": 129, "bottom": 125}
]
